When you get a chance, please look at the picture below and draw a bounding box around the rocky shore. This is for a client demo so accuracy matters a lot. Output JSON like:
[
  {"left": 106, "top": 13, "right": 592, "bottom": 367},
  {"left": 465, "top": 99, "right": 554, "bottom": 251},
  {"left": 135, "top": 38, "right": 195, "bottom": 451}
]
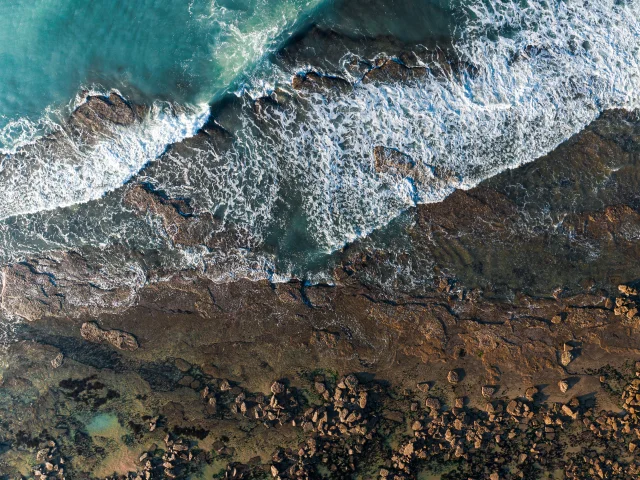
[{"left": 2, "top": 31, "right": 640, "bottom": 479}]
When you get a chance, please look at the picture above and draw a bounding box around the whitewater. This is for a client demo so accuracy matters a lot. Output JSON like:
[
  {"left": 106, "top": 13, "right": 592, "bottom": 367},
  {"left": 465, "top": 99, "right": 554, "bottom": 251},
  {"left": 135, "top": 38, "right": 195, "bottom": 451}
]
[{"left": 0, "top": 0, "right": 639, "bottom": 281}]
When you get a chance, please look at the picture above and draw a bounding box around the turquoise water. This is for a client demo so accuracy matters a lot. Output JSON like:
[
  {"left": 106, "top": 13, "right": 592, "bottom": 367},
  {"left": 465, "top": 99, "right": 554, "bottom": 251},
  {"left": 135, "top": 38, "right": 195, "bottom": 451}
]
[
  {"left": 85, "top": 412, "right": 122, "bottom": 437},
  {"left": 0, "top": 0, "right": 322, "bottom": 151}
]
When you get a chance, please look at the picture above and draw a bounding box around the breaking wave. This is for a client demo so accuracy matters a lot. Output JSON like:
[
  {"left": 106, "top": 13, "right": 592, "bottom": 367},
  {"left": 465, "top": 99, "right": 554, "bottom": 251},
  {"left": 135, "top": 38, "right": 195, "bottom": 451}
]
[
  {"left": 148, "top": 0, "right": 640, "bottom": 265},
  {"left": 1, "top": 0, "right": 639, "bottom": 284}
]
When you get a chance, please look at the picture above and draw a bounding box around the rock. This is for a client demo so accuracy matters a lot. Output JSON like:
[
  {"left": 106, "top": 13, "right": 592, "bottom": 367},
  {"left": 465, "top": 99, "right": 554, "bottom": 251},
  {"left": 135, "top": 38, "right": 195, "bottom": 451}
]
[
  {"left": 291, "top": 71, "right": 351, "bottom": 94},
  {"left": 524, "top": 386, "right": 538, "bottom": 401},
  {"left": 619, "top": 285, "right": 638, "bottom": 296},
  {"left": 402, "top": 442, "right": 414, "bottom": 457},
  {"left": 271, "top": 381, "right": 285, "bottom": 395},
  {"left": 344, "top": 374, "right": 359, "bottom": 391},
  {"left": 382, "top": 410, "right": 404, "bottom": 423},
  {"left": 1, "top": 253, "right": 143, "bottom": 322},
  {"left": 174, "top": 358, "right": 192, "bottom": 372},
  {"left": 80, "top": 321, "right": 138, "bottom": 351},
  {"left": 104, "top": 329, "right": 139, "bottom": 351},
  {"left": 561, "top": 404, "right": 578, "bottom": 419},
  {"left": 373, "top": 146, "right": 416, "bottom": 178},
  {"left": 558, "top": 380, "right": 570, "bottom": 393},
  {"left": 124, "top": 185, "right": 220, "bottom": 247},
  {"left": 447, "top": 369, "right": 460, "bottom": 384},
  {"left": 50, "top": 353, "right": 64, "bottom": 369},
  {"left": 506, "top": 400, "right": 520, "bottom": 416},
  {"left": 417, "top": 382, "right": 431, "bottom": 392},
  {"left": 560, "top": 350, "right": 574, "bottom": 367},
  {"left": 80, "top": 322, "right": 104, "bottom": 343},
  {"left": 482, "top": 385, "right": 497, "bottom": 398},
  {"left": 362, "top": 58, "right": 427, "bottom": 84},
  {"left": 70, "top": 92, "right": 146, "bottom": 132},
  {"left": 425, "top": 397, "right": 441, "bottom": 411}
]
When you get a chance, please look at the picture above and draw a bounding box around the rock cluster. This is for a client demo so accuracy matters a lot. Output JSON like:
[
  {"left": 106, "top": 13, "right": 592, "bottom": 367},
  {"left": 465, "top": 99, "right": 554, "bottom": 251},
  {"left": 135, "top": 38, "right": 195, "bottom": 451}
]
[
  {"left": 14, "top": 367, "right": 640, "bottom": 480},
  {"left": 33, "top": 441, "right": 65, "bottom": 479},
  {"left": 613, "top": 284, "right": 640, "bottom": 326},
  {"left": 196, "top": 373, "right": 378, "bottom": 478},
  {"left": 198, "top": 377, "right": 301, "bottom": 425},
  {"left": 133, "top": 434, "right": 199, "bottom": 479},
  {"left": 379, "top": 387, "right": 628, "bottom": 479},
  {"left": 268, "top": 373, "right": 377, "bottom": 479}
]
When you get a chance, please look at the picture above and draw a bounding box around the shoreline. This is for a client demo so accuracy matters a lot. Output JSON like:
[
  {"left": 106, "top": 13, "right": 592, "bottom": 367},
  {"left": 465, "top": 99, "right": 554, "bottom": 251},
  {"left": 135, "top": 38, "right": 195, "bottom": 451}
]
[{"left": 1, "top": 108, "right": 640, "bottom": 478}]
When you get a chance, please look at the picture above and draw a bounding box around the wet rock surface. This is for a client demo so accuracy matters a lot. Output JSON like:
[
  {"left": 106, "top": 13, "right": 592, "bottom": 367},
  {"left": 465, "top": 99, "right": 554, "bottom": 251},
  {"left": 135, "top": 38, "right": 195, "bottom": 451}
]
[
  {"left": 80, "top": 322, "right": 139, "bottom": 351},
  {"left": 3, "top": 55, "right": 640, "bottom": 480},
  {"left": 70, "top": 93, "right": 147, "bottom": 133}
]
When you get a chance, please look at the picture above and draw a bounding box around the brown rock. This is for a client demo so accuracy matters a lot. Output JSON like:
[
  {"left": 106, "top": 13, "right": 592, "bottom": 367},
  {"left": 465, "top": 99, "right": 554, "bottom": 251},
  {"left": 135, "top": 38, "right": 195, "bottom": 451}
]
[
  {"left": 561, "top": 404, "right": 578, "bottom": 419},
  {"left": 104, "top": 329, "right": 139, "bottom": 351},
  {"left": 425, "top": 397, "right": 441, "bottom": 411},
  {"left": 560, "top": 350, "right": 574, "bottom": 367},
  {"left": 558, "top": 380, "right": 570, "bottom": 393},
  {"left": 417, "top": 382, "right": 431, "bottom": 392},
  {"left": 80, "top": 321, "right": 138, "bottom": 350},
  {"left": 271, "top": 381, "right": 285, "bottom": 395},
  {"left": 50, "top": 352, "right": 64, "bottom": 369},
  {"left": 619, "top": 285, "right": 638, "bottom": 296},
  {"left": 174, "top": 358, "right": 192, "bottom": 372},
  {"left": 80, "top": 322, "right": 105, "bottom": 343},
  {"left": 524, "top": 386, "right": 538, "bottom": 401},
  {"left": 291, "top": 71, "right": 351, "bottom": 94},
  {"left": 482, "top": 385, "right": 497, "bottom": 398}
]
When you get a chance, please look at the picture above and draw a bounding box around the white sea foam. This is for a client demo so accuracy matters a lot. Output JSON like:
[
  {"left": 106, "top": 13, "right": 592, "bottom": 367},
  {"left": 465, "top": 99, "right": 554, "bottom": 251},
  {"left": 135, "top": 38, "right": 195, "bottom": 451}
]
[
  {"left": 0, "top": 0, "right": 321, "bottom": 224},
  {"left": 0, "top": 100, "right": 209, "bottom": 221},
  {"left": 153, "top": 0, "right": 640, "bottom": 260}
]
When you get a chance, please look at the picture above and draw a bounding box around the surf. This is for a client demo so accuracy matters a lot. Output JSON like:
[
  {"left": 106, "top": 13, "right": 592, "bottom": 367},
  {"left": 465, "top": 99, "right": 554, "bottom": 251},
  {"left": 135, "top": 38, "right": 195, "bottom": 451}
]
[{"left": 0, "top": 0, "right": 639, "bottom": 285}]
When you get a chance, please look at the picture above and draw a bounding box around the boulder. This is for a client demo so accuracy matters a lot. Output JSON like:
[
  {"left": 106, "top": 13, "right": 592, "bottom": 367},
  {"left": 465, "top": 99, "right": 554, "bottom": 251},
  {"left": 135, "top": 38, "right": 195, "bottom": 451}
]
[{"left": 80, "top": 321, "right": 139, "bottom": 351}]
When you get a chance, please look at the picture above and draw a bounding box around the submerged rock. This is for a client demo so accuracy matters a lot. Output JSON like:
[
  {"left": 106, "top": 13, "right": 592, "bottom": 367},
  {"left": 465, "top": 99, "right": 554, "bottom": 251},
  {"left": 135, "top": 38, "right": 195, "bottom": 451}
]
[{"left": 291, "top": 71, "right": 351, "bottom": 95}]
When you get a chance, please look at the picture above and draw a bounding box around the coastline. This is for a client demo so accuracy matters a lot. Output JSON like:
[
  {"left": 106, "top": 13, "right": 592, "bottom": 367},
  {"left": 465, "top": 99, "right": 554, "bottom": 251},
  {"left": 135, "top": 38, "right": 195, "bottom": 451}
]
[{"left": 2, "top": 107, "right": 640, "bottom": 478}]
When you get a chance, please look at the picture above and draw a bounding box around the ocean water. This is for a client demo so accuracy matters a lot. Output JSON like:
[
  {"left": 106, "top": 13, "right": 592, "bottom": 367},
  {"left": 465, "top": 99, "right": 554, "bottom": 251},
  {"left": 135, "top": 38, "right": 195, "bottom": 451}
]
[
  {"left": 0, "top": 0, "right": 640, "bottom": 286},
  {"left": 0, "top": 0, "right": 321, "bottom": 150}
]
